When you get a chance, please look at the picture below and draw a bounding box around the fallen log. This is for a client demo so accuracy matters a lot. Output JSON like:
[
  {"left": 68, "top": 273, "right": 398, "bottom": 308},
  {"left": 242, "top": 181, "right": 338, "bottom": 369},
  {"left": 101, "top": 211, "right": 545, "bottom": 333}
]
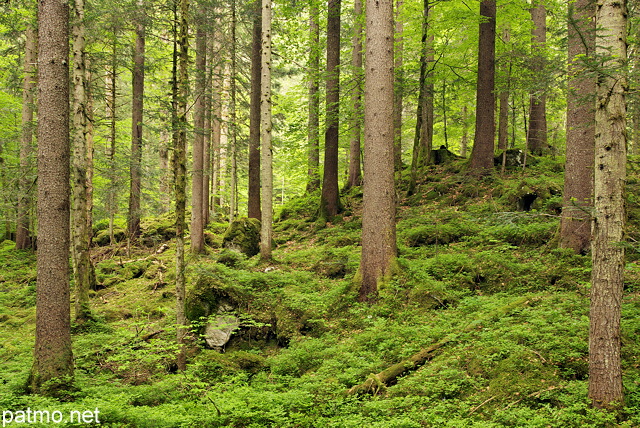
[
  {"left": 347, "top": 339, "right": 450, "bottom": 395},
  {"left": 347, "top": 296, "right": 537, "bottom": 395}
]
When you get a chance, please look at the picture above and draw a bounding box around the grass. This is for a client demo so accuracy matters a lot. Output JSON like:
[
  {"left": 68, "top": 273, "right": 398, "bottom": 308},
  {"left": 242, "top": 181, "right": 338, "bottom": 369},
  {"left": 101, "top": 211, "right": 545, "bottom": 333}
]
[{"left": 1, "top": 160, "right": 639, "bottom": 427}]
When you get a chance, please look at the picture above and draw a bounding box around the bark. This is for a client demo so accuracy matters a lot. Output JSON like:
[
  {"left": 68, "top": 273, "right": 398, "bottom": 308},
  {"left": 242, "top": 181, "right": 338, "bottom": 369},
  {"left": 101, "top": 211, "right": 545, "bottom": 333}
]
[
  {"left": 211, "top": 35, "right": 222, "bottom": 216},
  {"left": 71, "top": 0, "right": 93, "bottom": 322},
  {"left": 306, "top": 2, "right": 321, "bottom": 193},
  {"left": 497, "top": 28, "right": 511, "bottom": 152},
  {"left": 589, "top": 0, "right": 627, "bottom": 410},
  {"left": 470, "top": 0, "right": 496, "bottom": 174},
  {"left": 128, "top": 1, "right": 145, "bottom": 239},
  {"left": 560, "top": 0, "right": 595, "bottom": 255},
  {"left": 260, "top": 0, "right": 273, "bottom": 260},
  {"left": 31, "top": 0, "right": 74, "bottom": 393},
  {"left": 107, "top": 36, "right": 118, "bottom": 244},
  {"left": 460, "top": 105, "right": 469, "bottom": 157},
  {"left": 16, "top": 24, "right": 37, "bottom": 250},
  {"left": 320, "top": 0, "right": 342, "bottom": 220},
  {"left": 407, "top": 0, "right": 432, "bottom": 195},
  {"left": 173, "top": 0, "right": 189, "bottom": 371},
  {"left": 191, "top": 25, "right": 206, "bottom": 254},
  {"left": 203, "top": 34, "right": 212, "bottom": 225},
  {"left": 229, "top": 0, "right": 238, "bottom": 223},
  {"left": 527, "top": 3, "right": 547, "bottom": 155},
  {"left": 393, "top": 0, "right": 404, "bottom": 172},
  {"left": 346, "top": 0, "right": 363, "bottom": 189},
  {"left": 248, "top": 0, "right": 262, "bottom": 219},
  {"left": 359, "top": 0, "right": 396, "bottom": 303}
]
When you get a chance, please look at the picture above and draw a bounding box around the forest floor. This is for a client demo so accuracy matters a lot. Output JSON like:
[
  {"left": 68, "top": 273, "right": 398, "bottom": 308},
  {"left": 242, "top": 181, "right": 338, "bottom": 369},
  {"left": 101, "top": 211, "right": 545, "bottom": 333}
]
[{"left": 2, "top": 156, "right": 640, "bottom": 427}]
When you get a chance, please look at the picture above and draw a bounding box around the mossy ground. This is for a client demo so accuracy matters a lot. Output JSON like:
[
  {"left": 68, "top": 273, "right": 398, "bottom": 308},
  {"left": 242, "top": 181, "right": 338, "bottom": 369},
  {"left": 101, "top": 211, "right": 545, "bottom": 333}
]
[{"left": 1, "top": 160, "right": 640, "bottom": 427}]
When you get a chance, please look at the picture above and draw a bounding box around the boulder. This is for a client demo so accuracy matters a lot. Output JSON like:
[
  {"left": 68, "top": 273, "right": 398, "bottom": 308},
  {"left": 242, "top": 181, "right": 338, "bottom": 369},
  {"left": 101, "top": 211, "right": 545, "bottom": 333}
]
[
  {"left": 222, "top": 218, "right": 261, "bottom": 257},
  {"left": 204, "top": 313, "right": 240, "bottom": 350}
]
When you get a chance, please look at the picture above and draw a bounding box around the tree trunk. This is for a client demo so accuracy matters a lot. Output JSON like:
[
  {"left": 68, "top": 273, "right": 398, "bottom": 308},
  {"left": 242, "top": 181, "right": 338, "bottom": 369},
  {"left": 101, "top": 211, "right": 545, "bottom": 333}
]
[
  {"left": 71, "top": 0, "right": 94, "bottom": 323},
  {"left": 359, "top": 0, "right": 396, "bottom": 303},
  {"left": 460, "top": 105, "right": 469, "bottom": 157},
  {"left": 107, "top": 36, "right": 118, "bottom": 244},
  {"left": 173, "top": 0, "right": 189, "bottom": 371},
  {"left": 589, "top": 0, "right": 627, "bottom": 410},
  {"left": 229, "top": 0, "right": 238, "bottom": 223},
  {"left": 346, "top": 0, "right": 363, "bottom": 189},
  {"left": 248, "top": 0, "right": 262, "bottom": 220},
  {"left": 497, "top": 27, "right": 510, "bottom": 152},
  {"left": 191, "top": 25, "right": 206, "bottom": 254},
  {"left": 393, "top": 0, "right": 404, "bottom": 172},
  {"left": 31, "top": 0, "right": 74, "bottom": 394},
  {"left": 320, "top": 0, "right": 342, "bottom": 220},
  {"left": 203, "top": 34, "right": 212, "bottom": 226},
  {"left": 128, "top": 1, "right": 145, "bottom": 240},
  {"left": 260, "top": 0, "right": 273, "bottom": 260},
  {"left": 527, "top": 3, "right": 547, "bottom": 155},
  {"left": 306, "top": 2, "right": 321, "bottom": 193},
  {"left": 559, "top": 0, "right": 595, "bottom": 255},
  {"left": 211, "top": 35, "right": 222, "bottom": 217},
  {"left": 16, "top": 23, "right": 37, "bottom": 250},
  {"left": 470, "top": 0, "right": 496, "bottom": 174},
  {"left": 407, "top": 0, "right": 432, "bottom": 195}
]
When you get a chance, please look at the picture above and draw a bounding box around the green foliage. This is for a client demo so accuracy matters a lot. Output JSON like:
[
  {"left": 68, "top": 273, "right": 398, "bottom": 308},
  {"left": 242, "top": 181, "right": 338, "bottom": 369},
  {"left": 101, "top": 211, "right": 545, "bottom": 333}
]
[{"left": 4, "top": 159, "right": 640, "bottom": 427}]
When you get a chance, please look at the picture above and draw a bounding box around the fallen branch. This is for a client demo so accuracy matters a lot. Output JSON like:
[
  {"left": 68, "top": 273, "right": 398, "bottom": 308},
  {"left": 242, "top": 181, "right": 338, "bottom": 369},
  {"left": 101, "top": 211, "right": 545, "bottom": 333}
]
[
  {"left": 346, "top": 296, "right": 537, "bottom": 395},
  {"left": 347, "top": 340, "right": 450, "bottom": 395}
]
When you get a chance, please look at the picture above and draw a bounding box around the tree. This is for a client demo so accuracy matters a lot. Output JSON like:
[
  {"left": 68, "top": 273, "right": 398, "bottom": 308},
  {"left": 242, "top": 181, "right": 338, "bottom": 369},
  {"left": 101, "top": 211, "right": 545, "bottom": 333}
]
[
  {"left": 248, "top": 0, "right": 262, "bottom": 220},
  {"left": 173, "top": 0, "right": 189, "bottom": 371},
  {"left": 320, "top": 0, "right": 341, "bottom": 220},
  {"left": 346, "top": 0, "right": 363, "bottom": 189},
  {"left": 497, "top": 27, "right": 511, "bottom": 153},
  {"left": 229, "top": 0, "right": 238, "bottom": 223},
  {"left": 128, "top": 0, "right": 146, "bottom": 239},
  {"left": 589, "top": 0, "right": 627, "bottom": 410},
  {"left": 358, "top": 0, "right": 396, "bottom": 303},
  {"left": 191, "top": 19, "right": 206, "bottom": 254},
  {"left": 393, "top": 0, "right": 404, "bottom": 172},
  {"left": 30, "top": 0, "right": 74, "bottom": 394},
  {"left": 559, "top": 0, "right": 595, "bottom": 254},
  {"left": 469, "top": 0, "right": 496, "bottom": 173},
  {"left": 71, "top": 0, "right": 94, "bottom": 322},
  {"left": 306, "top": 1, "right": 321, "bottom": 194},
  {"left": 260, "top": 0, "right": 273, "bottom": 260},
  {"left": 16, "top": 22, "right": 37, "bottom": 250},
  {"left": 408, "top": 0, "right": 433, "bottom": 195},
  {"left": 526, "top": 1, "right": 547, "bottom": 155}
]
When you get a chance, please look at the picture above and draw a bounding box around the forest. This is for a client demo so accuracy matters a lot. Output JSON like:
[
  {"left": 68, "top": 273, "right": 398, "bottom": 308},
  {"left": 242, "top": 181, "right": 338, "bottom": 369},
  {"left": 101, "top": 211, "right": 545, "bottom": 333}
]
[{"left": 1, "top": 0, "right": 640, "bottom": 426}]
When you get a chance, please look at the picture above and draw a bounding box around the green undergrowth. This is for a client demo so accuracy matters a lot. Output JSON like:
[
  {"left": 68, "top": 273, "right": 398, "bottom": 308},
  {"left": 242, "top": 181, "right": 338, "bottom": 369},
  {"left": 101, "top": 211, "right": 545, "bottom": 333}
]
[{"left": 1, "top": 160, "right": 640, "bottom": 426}]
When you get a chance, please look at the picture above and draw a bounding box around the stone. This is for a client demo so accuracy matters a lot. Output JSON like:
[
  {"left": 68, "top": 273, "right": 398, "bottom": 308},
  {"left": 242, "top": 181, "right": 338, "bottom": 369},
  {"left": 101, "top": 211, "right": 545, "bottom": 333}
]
[
  {"left": 204, "top": 313, "right": 240, "bottom": 350},
  {"left": 222, "top": 218, "right": 261, "bottom": 257}
]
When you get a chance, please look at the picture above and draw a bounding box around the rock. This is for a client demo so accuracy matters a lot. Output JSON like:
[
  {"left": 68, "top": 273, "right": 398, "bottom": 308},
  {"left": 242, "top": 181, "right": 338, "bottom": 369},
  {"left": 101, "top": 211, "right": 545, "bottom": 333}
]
[
  {"left": 204, "top": 313, "right": 240, "bottom": 350},
  {"left": 222, "top": 218, "right": 261, "bottom": 257},
  {"left": 494, "top": 149, "right": 539, "bottom": 169}
]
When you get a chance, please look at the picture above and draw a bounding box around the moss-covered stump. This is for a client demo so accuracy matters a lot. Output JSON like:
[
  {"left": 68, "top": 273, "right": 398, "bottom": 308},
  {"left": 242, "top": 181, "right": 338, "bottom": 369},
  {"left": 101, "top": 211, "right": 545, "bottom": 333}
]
[{"left": 222, "top": 218, "right": 261, "bottom": 257}]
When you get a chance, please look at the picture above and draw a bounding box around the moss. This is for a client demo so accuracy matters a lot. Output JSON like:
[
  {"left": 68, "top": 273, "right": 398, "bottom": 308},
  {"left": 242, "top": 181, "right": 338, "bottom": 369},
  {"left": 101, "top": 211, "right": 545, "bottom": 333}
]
[
  {"left": 93, "top": 227, "right": 126, "bottom": 246},
  {"left": 141, "top": 213, "right": 177, "bottom": 244},
  {"left": 222, "top": 218, "right": 261, "bottom": 257}
]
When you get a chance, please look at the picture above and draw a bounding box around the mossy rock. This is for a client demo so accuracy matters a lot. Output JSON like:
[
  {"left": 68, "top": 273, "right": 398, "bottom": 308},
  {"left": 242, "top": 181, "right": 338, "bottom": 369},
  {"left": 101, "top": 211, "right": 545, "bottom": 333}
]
[
  {"left": 222, "top": 218, "right": 261, "bottom": 257},
  {"left": 92, "top": 227, "right": 126, "bottom": 246},
  {"left": 216, "top": 248, "right": 246, "bottom": 268},
  {"left": 141, "top": 213, "right": 177, "bottom": 243},
  {"left": 312, "top": 254, "right": 348, "bottom": 279}
]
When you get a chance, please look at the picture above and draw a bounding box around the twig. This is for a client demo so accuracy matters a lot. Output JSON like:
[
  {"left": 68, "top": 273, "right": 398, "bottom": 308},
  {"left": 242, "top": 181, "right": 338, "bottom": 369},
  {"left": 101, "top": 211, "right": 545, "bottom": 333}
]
[{"left": 469, "top": 395, "right": 496, "bottom": 415}]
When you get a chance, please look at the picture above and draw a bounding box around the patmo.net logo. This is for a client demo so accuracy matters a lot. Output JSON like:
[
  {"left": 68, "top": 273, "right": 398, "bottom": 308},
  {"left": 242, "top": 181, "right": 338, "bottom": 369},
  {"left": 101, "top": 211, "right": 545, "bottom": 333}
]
[{"left": 2, "top": 408, "right": 100, "bottom": 426}]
